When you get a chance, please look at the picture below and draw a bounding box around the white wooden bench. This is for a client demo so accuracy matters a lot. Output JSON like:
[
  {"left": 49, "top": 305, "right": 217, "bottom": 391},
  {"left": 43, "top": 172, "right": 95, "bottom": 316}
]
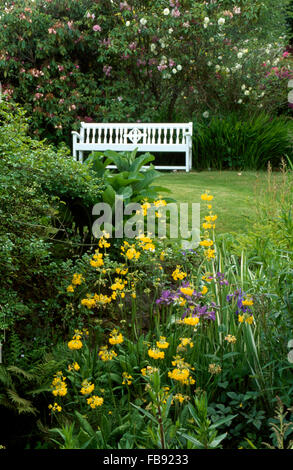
[{"left": 72, "top": 122, "right": 193, "bottom": 172}]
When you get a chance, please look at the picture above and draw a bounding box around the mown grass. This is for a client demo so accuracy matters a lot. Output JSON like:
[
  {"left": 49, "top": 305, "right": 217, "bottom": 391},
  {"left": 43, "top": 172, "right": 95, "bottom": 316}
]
[{"left": 157, "top": 170, "right": 286, "bottom": 234}]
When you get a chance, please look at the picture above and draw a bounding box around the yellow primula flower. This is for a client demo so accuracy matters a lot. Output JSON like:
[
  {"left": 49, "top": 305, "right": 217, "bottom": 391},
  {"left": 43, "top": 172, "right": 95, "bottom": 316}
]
[
  {"left": 80, "top": 379, "right": 95, "bottom": 395},
  {"left": 109, "top": 329, "right": 124, "bottom": 345},
  {"left": 178, "top": 337, "right": 194, "bottom": 350},
  {"left": 68, "top": 337, "right": 83, "bottom": 350},
  {"left": 200, "top": 239, "right": 214, "bottom": 247},
  {"left": 87, "top": 395, "right": 103, "bottom": 408},
  {"left": 156, "top": 336, "right": 169, "bottom": 349},
  {"left": 201, "top": 193, "right": 214, "bottom": 201},
  {"left": 172, "top": 266, "right": 187, "bottom": 281},
  {"left": 148, "top": 348, "right": 165, "bottom": 360},
  {"left": 71, "top": 273, "right": 85, "bottom": 285},
  {"left": 98, "top": 346, "right": 117, "bottom": 361},
  {"left": 182, "top": 316, "right": 200, "bottom": 326},
  {"left": 180, "top": 286, "right": 194, "bottom": 296},
  {"left": 122, "top": 372, "right": 133, "bottom": 385},
  {"left": 224, "top": 334, "right": 237, "bottom": 344}
]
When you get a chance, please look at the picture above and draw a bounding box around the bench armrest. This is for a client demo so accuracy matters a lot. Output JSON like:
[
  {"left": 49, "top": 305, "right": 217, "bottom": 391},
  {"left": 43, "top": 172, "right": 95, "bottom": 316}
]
[{"left": 72, "top": 131, "right": 81, "bottom": 139}]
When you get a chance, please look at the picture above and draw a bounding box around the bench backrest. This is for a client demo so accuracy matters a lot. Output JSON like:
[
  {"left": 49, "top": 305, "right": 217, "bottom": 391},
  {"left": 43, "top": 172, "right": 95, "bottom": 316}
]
[{"left": 79, "top": 122, "right": 193, "bottom": 146}]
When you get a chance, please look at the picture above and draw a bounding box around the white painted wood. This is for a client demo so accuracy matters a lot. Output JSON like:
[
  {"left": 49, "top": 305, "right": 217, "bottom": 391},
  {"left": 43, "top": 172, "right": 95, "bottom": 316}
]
[{"left": 72, "top": 122, "right": 193, "bottom": 171}]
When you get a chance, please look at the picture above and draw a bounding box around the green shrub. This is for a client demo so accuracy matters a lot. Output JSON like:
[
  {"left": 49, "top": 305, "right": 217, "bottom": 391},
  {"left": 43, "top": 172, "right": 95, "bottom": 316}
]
[
  {"left": 0, "top": 102, "right": 104, "bottom": 350},
  {"left": 193, "top": 112, "right": 293, "bottom": 170}
]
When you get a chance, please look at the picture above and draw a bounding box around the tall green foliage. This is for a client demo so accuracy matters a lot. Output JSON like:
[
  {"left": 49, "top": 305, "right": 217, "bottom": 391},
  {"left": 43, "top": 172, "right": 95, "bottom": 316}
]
[
  {"left": 193, "top": 112, "right": 293, "bottom": 170},
  {"left": 0, "top": 0, "right": 291, "bottom": 145}
]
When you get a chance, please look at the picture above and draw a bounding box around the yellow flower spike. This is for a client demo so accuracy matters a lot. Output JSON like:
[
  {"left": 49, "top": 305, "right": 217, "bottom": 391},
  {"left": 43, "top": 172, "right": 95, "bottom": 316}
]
[
  {"left": 204, "top": 248, "right": 216, "bottom": 260},
  {"left": 109, "top": 329, "right": 124, "bottom": 345},
  {"left": 68, "top": 337, "right": 83, "bottom": 350},
  {"left": 71, "top": 273, "right": 85, "bottom": 285},
  {"left": 80, "top": 379, "right": 95, "bottom": 395},
  {"left": 87, "top": 395, "right": 103, "bottom": 408},
  {"left": 148, "top": 348, "right": 165, "bottom": 360},
  {"left": 180, "top": 286, "right": 194, "bottom": 296},
  {"left": 199, "top": 239, "right": 214, "bottom": 247},
  {"left": 225, "top": 334, "right": 237, "bottom": 344},
  {"left": 98, "top": 346, "right": 117, "bottom": 361},
  {"left": 245, "top": 315, "right": 254, "bottom": 325},
  {"left": 156, "top": 336, "right": 169, "bottom": 349},
  {"left": 201, "top": 193, "right": 214, "bottom": 201},
  {"left": 172, "top": 266, "right": 187, "bottom": 281},
  {"left": 182, "top": 316, "right": 200, "bottom": 326}
]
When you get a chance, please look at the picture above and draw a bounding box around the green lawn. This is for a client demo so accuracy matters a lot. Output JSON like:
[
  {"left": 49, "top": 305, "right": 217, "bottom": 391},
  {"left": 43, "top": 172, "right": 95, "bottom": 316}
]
[{"left": 157, "top": 170, "right": 285, "bottom": 234}]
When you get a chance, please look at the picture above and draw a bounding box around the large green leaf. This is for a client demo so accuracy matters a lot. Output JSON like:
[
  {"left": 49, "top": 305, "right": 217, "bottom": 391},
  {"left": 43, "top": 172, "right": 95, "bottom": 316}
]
[
  {"left": 102, "top": 185, "right": 116, "bottom": 207},
  {"left": 129, "top": 152, "right": 155, "bottom": 174},
  {"left": 103, "top": 150, "right": 133, "bottom": 172},
  {"left": 84, "top": 152, "right": 111, "bottom": 177},
  {"left": 106, "top": 172, "right": 142, "bottom": 189},
  {"left": 132, "top": 167, "right": 161, "bottom": 192}
]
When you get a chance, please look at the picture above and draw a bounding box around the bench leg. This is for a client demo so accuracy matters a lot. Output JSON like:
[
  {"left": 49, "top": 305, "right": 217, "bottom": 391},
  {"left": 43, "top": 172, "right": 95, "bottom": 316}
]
[
  {"left": 189, "top": 148, "right": 192, "bottom": 171},
  {"left": 185, "top": 151, "right": 190, "bottom": 173},
  {"left": 78, "top": 151, "right": 83, "bottom": 163}
]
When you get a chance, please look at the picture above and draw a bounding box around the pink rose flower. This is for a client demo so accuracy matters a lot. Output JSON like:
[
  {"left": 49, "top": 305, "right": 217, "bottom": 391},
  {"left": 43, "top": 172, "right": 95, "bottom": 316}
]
[{"left": 93, "top": 24, "right": 102, "bottom": 32}]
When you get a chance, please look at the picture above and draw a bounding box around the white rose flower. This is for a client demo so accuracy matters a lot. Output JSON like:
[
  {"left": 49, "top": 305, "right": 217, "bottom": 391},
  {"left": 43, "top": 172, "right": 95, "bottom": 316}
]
[
  {"left": 172, "top": 68, "right": 177, "bottom": 74},
  {"left": 209, "top": 37, "right": 215, "bottom": 43},
  {"left": 218, "top": 18, "right": 225, "bottom": 26},
  {"left": 125, "top": 21, "right": 130, "bottom": 27},
  {"left": 177, "top": 64, "right": 182, "bottom": 71},
  {"left": 202, "top": 111, "right": 209, "bottom": 118},
  {"left": 163, "top": 8, "right": 170, "bottom": 15},
  {"left": 207, "top": 61, "right": 212, "bottom": 66},
  {"left": 215, "top": 64, "right": 221, "bottom": 71},
  {"left": 237, "top": 99, "right": 243, "bottom": 104},
  {"left": 140, "top": 18, "right": 147, "bottom": 26},
  {"left": 237, "top": 52, "right": 243, "bottom": 59},
  {"left": 204, "top": 17, "right": 210, "bottom": 23},
  {"left": 168, "top": 28, "right": 173, "bottom": 34},
  {"left": 244, "top": 90, "right": 250, "bottom": 96},
  {"left": 150, "top": 43, "right": 156, "bottom": 52}
]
